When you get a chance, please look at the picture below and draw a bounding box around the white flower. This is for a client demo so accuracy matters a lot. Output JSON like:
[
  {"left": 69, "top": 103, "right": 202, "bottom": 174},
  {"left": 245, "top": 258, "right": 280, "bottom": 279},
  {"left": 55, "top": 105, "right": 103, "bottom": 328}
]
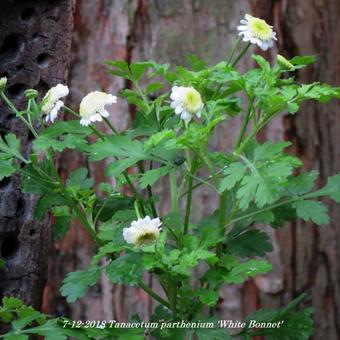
[
  {"left": 41, "top": 84, "right": 69, "bottom": 123},
  {"left": 79, "top": 91, "right": 117, "bottom": 126},
  {"left": 123, "top": 216, "right": 162, "bottom": 246},
  {"left": 170, "top": 86, "right": 203, "bottom": 123},
  {"left": 237, "top": 14, "right": 277, "bottom": 51}
]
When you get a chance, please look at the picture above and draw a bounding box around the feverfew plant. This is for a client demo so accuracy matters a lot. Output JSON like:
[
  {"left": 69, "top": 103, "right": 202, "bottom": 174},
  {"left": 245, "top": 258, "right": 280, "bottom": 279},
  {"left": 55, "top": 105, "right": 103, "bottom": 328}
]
[{"left": 1, "top": 14, "right": 340, "bottom": 340}]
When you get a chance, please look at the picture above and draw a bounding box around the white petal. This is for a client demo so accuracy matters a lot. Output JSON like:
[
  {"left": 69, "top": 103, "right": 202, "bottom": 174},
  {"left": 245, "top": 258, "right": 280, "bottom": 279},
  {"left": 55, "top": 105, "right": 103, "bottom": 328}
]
[
  {"left": 100, "top": 109, "right": 110, "bottom": 117},
  {"left": 181, "top": 110, "right": 192, "bottom": 121},
  {"left": 175, "top": 105, "right": 184, "bottom": 114}
]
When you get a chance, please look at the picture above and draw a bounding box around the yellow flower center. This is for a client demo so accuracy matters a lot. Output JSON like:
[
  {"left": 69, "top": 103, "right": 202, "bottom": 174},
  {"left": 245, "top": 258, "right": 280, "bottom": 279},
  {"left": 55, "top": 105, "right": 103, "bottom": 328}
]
[
  {"left": 183, "top": 88, "right": 202, "bottom": 113},
  {"left": 250, "top": 18, "right": 272, "bottom": 40},
  {"left": 136, "top": 232, "right": 158, "bottom": 246}
]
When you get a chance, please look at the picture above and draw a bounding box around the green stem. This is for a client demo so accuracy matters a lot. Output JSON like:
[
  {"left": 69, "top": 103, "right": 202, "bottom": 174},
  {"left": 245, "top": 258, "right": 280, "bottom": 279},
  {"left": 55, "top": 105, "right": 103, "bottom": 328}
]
[
  {"left": 138, "top": 162, "right": 158, "bottom": 217},
  {"left": 133, "top": 81, "right": 151, "bottom": 113},
  {"left": 227, "top": 36, "right": 242, "bottom": 65},
  {"left": 1, "top": 92, "right": 38, "bottom": 138},
  {"left": 231, "top": 42, "right": 251, "bottom": 67},
  {"left": 134, "top": 200, "right": 142, "bottom": 218},
  {"left": 169, "top": 169, "right": 179, "bottom": 213},
  {"left": 183, "top": 156, "right": 197, "bottom": 234},
  {"left": 65, "top": 106, "right": 147, "bottom": 213},
  {"left": 225, "top": 197, "right": 297, "bottom": 228},
  {"left": 234, "top": 100, "right": 253, "bottom": 149},
  {"left": 103, "top": 117, "right": 118, "bottom": 134},
  {"left": 138, "top": 280, "right": 171, "bottom": 309},
  {"left": 217, "top": 191, "right": 228, "bottom": 258}
]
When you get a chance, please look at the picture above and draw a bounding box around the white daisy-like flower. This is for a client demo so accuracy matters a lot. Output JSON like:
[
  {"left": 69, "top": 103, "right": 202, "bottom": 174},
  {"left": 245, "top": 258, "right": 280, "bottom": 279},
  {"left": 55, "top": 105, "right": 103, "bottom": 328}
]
[
  {"left": 41, "top": 84, "right": 69, "bottom": 123},
  {"left": 123, "top": 216, "right": 162, "bottom": 247},
  {"left": 79, "top": 91, "right": 117, "bottom": 126},
  {"left": 237, "top": 14, "right": 277, "bottom": 51},
  {"left": 170, "top": 86, "right": 203, "bottom": 123}
]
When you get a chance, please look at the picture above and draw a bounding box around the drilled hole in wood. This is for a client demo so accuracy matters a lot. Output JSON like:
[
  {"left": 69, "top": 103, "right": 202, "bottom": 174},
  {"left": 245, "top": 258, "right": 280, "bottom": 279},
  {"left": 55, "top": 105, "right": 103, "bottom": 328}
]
[
  {"left": 16, "top": 197, "right": 26, "bottom": 215},
  {"left": 29, "top": 229, "right": 36, "bottom": 236},
  {"left": 36, "top": 79, "right": 49, "bottom": 95},
  {"left": 37, "top": 53, "right": 50, "bottom": 68},
  {"left": 0, "top": 233, "right": 20, "bottom": 259},
  {"left": 7, "top": 83, "right": 25, "bottom": 98},
  {"left": 33, "top": 32, "right": 39, "bottom": 40},
  {"left": 16, "top": 64, "right": 24, "bottom": 71},
  {"left": 0, "top": 177, "right": 11, "bottom": 189},
  {"left": 0, "top": 34, "right": 24, "bottom": 60},
  {"left": 21, "top": 7, "right": 37, "bottom": 21}
]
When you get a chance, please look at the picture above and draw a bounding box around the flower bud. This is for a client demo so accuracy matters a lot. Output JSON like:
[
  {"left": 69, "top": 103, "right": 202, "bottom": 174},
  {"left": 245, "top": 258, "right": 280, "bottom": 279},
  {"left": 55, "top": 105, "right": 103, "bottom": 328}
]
[
  {"left": 0, "top": 77, "right": 7, "bottom": 92},
  {"left": 277, "top": 54, "right": 294, "bottom": 71},
  {"left": 24, "top": 89, "right": 38, "bottom": 99}
]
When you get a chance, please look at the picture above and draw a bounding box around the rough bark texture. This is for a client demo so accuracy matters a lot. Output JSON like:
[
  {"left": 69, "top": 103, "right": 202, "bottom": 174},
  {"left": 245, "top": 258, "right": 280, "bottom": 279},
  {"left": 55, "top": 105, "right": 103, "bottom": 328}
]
[
  {"left": 276, "top": 1, "right": 340, "bottom": 338},
  {"left": 0, "top": 0, "right": 73, "bottom": 309}
]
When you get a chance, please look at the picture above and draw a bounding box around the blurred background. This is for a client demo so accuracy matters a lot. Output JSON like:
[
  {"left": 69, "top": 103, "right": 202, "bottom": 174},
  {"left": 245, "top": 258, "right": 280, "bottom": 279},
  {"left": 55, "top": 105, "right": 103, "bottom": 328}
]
[{"left": 0, "top": 1, "right": 340, "bottom": 339}]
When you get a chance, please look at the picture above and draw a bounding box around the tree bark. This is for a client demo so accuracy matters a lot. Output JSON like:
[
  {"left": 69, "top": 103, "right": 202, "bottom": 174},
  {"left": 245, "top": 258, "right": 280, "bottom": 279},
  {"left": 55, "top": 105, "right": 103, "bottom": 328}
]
[
  {"left": 0, "top": 0, "right": 73, "bottom": 309},
  {"left": 276, "top": 1, "right": 340, "bottom": 338}
]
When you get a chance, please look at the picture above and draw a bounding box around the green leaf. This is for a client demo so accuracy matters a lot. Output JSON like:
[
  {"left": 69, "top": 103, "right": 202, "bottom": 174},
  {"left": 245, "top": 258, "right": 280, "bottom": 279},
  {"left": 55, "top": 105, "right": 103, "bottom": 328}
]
[
  {"left": 145, "top": 82, "right": 164, "bottom": 95},
  {"left": 66, "top": 167, "right": 94, "bottom": 190},
  {"left": 235, "top": 142, "right": 301, "bottom": 210},
  {"left": 130, "top": 61, "right": 153, "bottom": 81},
  {"left": 33, "top": 134, "right": 88, "bottom": 152},
  {"left": 243, "top": 294, "right": 313, "bottom": 340},
  {"left": 2, "top": 296, "right": 23, "bottom": 309},
  {"left": 39, "top": 120, "right": 92, "bottom": 138},
  {"left": 313, "top": 173, "right": 340, "bottom": 202},
  {"left": 227, "top": 230, "right": 273, "bottom": 257},
  {"left": 120, "top": 89, "right": 148, "bottom": 112},
  {"left": 0, "top": 156, "right": 16, "bottom": 180},
  {"left": 34, "top": 193, "right": 67, "bottom": 220},
  {"left": 0, "top": 257, "right": 5, "bottom": 269},
  {"left": 105, "top": 252, "right": 144, "bottom": 286},
  {"left": 139, "top": 165, "right": 172, "bottom": 189},
  {"left": 89, "top": 135, "right": 149, "bottom": 177},
  {"left": 294, "top": 200, "right": 329, "bottom": 225},
  {"left": 52, "top": 206, "right": 72, "bottom": 240},
  {"left": 195, "top": 327, "right": 232, "bottom": 340},
  {"left": 193, "top": 289, "right": 219, "bottom": 307},
  {"left": 221, "top": 259, "right": 272, "bottom": 284},
  {"left": 286, "top": 171, "right": 318, "bottom": 196},
  {"left": 60, "top": 265, "right": 100, "bottom": 303},
  {"left": 171, "top": 249, "right": 218, "bottom": 276},
  {"left": 290, "top": 55, "right": 316, "bottom": 68},
  {"left": 219, "top": 163, "right": 247, "bottom": 192},
  {"left": 106, "top": 60, "right": 131, "bottom": 79}
]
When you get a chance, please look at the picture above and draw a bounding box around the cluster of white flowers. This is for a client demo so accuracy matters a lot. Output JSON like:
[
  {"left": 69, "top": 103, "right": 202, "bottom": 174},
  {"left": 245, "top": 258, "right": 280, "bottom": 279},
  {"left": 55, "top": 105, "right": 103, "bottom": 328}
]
[
  {"left": 41, "top": 14, "right": 276, "bottom": 128},
  {"left": 237, "top": 14, "right": 277, "bottom": 51},
  {"left": 41, "top": 86, "right": 117, "bottom": 126},
  {"left": 42, "top": 84, "right": 69, "bottom": 123},
  {"left": 123, "top": 216, "right": 162, "bottom": 247},
  {"left": 79, "top": 91, "right": 117, "bottom": 126}
]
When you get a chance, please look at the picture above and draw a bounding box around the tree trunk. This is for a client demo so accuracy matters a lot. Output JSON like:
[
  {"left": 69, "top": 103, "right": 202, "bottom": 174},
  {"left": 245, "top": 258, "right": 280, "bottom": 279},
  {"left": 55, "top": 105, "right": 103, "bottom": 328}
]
[
  {"left": 0, "top": 0, "right": 73, "bottom": 309},
  {"left": 275, "top": 1, "right": 340, "bottom": 338}
]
